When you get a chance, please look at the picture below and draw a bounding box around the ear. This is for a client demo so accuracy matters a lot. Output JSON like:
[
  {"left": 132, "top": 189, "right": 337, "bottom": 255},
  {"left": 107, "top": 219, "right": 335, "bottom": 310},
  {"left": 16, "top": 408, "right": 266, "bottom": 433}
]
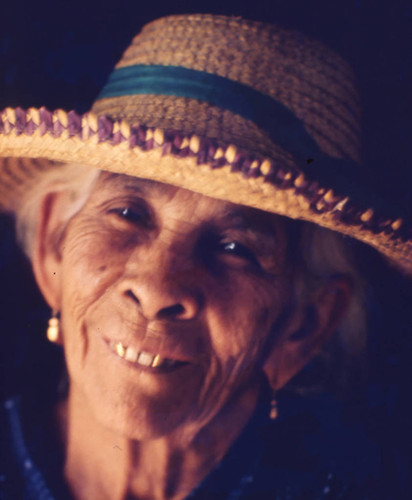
[
  {"left": 263, "top": 276, "right": 352, "bottom": 391},
  {"left": 32, "top": 191, "right": 71, "bottom": 312}
]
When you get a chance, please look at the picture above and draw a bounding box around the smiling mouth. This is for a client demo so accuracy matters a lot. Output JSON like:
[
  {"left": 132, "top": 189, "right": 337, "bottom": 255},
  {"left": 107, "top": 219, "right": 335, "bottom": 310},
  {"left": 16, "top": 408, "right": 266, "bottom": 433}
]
[{"left": 109, "top": 341, "right": 188, "bottom": 370}]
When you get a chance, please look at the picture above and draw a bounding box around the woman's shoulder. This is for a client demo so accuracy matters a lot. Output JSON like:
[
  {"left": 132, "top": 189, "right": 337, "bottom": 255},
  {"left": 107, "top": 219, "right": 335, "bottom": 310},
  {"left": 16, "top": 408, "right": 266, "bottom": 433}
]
[
  {"left": 1, "top": 391, "right": 409, "bottom": 500},
  {"left": 252, "top": 391, "right": 410, "bottom": 499},
  {"left": 0, "top": 396, "right": 69, "bottom": 500},
  {"left": 1, "top": 397, "right": 29, "bottom": 499}
]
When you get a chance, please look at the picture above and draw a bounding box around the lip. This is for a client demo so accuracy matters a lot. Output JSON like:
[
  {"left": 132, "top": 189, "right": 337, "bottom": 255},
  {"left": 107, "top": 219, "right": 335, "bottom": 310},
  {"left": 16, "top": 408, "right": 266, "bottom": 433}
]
[{"left": 103, "top": 338, "right": 191, "bottom": 373}]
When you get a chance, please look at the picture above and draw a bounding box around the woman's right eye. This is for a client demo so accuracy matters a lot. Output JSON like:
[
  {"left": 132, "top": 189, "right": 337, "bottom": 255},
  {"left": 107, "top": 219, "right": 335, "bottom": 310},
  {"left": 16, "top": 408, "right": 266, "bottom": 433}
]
[{"left": 108, "top": 206, "right": 151, "bottom": 226}]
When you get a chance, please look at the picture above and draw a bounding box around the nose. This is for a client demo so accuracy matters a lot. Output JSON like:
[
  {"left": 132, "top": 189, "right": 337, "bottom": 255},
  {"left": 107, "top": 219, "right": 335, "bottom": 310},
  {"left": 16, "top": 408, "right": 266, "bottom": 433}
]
[
  {"left": 120, "top": 245, "right": 203, "bottom": 321},
  {"left": 124, "top": 285, "right": 201, "bottom": 321}
]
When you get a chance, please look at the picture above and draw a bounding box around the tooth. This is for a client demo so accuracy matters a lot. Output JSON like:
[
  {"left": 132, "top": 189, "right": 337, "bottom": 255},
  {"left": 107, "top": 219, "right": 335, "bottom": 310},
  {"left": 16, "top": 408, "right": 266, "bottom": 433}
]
[
  {"left": 124, "top": 346, "right": 138, "bottom": 362},
  {"left": 115, "top": 342, "right": 125, "bottom": 358},
  {"left": 151, "top": 354, "right": 162, "bottom": 367},
  {"left": 137, "top": 351, "right": 155, "bottom": 367}
]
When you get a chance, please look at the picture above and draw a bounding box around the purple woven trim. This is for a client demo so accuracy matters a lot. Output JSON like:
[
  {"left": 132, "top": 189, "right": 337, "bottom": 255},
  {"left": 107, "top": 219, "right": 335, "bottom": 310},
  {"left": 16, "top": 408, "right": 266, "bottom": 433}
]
[
  {"left": 0, "top": 107, "right": 410, "bottom": 242},
  {"left": 39, "top": 108, "right": 53, "bottom": 136},
  {"left": 14, "top": 108, "right": 27, "bottom": 135},
  {"left": 67, "top": 111, "right": 82, "bottom": 137}
]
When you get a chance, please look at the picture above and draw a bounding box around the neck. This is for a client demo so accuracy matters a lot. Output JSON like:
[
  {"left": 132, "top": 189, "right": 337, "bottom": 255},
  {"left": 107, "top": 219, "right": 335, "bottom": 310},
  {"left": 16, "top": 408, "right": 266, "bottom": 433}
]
[{"left": 58, "top": 382, "right": 261, "bottom": 500}]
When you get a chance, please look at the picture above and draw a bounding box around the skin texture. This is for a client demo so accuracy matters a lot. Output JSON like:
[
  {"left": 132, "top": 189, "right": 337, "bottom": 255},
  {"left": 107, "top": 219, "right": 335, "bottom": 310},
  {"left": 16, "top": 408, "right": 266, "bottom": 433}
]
[{"left": 32, "top": 172, "right": 351, "bottom": 500}]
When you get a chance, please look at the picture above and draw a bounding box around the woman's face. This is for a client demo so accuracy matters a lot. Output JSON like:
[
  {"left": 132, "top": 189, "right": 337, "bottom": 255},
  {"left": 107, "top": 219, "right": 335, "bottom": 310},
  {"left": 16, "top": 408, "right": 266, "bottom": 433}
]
[{"left": 50, "top": 173, "right": 294, "bottom": 440}]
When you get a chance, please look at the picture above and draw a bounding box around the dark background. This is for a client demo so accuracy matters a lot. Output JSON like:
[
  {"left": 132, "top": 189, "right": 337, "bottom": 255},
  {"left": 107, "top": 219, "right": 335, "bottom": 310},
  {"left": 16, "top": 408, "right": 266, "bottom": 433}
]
[
  {"left": 1, "top": 0, "right": 412, "bottom": 484},
  {"left": 1, "top": 0, "right": 412, "bottom": 206}
]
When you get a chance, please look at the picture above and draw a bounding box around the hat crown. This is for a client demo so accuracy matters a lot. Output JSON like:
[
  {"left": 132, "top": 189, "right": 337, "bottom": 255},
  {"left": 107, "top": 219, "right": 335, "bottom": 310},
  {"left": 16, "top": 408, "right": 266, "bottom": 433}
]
[
  {"left": 1, "top": 15, "right": 410, "bottom": 274},
  {"left": 92, "top": 14, "right": 361, "bottom": 163}
]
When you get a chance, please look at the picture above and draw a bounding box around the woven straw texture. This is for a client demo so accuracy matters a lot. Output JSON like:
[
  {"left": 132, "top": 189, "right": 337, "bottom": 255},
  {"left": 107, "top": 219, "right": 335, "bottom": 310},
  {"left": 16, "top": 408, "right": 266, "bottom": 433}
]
[
  {"left": 93, "top": 15, "right": 361, "bottom": 162},
  {"left": 0, "top": 14, "right": 410, "bottom": 275}
]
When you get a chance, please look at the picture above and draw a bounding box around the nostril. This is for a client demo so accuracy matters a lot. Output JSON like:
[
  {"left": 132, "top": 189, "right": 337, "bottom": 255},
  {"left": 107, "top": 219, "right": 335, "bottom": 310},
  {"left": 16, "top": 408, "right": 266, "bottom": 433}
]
[
  {"left": 123, "top": 285, "right": 201, "bottom": 320},
  {"left": 156, "top": 304, "right": 185, "bottom": 320},
  {"left": 125, "top": 290, "right": 140, "bottom": 305}
]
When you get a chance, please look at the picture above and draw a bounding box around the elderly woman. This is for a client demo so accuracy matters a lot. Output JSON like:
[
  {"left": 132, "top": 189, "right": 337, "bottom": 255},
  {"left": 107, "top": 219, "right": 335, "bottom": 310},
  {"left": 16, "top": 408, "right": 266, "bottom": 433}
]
[{"left": 0, "top": 13, "right": 410, "bottom": 500}]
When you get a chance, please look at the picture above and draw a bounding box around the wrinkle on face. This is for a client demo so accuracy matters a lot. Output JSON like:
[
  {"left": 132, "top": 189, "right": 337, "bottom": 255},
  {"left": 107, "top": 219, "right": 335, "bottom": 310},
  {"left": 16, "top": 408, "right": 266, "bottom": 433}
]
[{"left": 56, "top": 172, "right": 294, "bottom": 440}]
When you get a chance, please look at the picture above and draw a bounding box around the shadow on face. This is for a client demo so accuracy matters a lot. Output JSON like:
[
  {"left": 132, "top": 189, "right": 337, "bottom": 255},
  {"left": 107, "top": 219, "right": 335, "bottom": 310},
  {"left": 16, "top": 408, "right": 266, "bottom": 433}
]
[{"left": 31, "top": 172, "right": 351, "bottom": 440}]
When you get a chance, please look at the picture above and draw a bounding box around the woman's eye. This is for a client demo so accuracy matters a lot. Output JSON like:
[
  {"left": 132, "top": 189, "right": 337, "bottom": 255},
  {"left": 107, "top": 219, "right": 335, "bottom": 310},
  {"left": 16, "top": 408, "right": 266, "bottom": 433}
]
[
  {"left": 219, "top": 240, "right": 260, "bottom": 267},
  {"left": 118, "top": 207, "right": 140, "bottom": 221},
  {"left": 109, "top": 206, "right": 150, "bottom": 226}
]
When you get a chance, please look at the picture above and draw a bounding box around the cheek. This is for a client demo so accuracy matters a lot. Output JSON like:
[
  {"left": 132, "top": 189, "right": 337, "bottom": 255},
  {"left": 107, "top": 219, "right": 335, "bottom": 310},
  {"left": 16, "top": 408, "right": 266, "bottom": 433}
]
[
  {"left": 60, "top": 223, "right": 135, "bottom": 344},
  {"left": 62, "top": 224, "right": 129, "bottom": 299},
  {"left": 206, "top": 275, "right": 285, "bottom": 373}
]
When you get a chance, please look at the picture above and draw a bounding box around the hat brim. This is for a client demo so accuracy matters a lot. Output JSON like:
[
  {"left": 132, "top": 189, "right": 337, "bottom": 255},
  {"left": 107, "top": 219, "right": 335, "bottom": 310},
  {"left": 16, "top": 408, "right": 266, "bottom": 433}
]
[{"left": 0, "top": 107, "right": 411, "bottom": 275}]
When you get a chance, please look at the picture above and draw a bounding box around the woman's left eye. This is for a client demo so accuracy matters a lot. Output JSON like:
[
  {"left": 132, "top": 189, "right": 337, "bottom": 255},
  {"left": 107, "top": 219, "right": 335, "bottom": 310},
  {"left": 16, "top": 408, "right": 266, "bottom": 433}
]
[{"left": 219, "top": 240, "right": 260, "bottom": 267}]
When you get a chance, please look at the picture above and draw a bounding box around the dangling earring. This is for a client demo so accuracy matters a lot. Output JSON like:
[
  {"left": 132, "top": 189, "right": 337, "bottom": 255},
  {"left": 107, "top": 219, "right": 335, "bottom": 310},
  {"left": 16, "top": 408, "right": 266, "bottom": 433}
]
[
  {"left": 47, "top": 311, "right": 60, "bottom": 343},
  {"left": 269, "top": 395, "right": 278, "bottom": 420}
]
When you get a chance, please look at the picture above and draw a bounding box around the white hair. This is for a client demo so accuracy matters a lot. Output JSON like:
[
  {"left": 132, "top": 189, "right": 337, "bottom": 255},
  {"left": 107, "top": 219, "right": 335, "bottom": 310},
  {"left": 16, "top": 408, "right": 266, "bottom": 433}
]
[
  {"left": 289, "top": 223, "right": 368, "bottom": 396},
  {"left": 15, "top": 162, "right": 100, "bottom": 259}
]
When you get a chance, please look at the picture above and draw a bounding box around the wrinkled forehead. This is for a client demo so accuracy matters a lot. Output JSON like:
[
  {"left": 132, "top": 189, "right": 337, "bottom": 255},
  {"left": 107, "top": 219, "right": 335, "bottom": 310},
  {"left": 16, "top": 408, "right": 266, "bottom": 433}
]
[{"left": 94, "top": 171, "right": 290, "bottom": 236}]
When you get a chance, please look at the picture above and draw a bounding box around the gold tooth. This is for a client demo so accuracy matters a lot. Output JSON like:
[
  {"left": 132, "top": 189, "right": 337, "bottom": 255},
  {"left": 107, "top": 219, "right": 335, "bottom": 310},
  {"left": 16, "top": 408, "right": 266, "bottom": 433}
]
[
  {"left": 189, "top": 135, "right": 200, "bottom": 153},
  {"left": 112, "top": 121, "right": 121, "bottom": 134},
  {"left": 324, "top": 189, "right": 335, "bottom": 203},
  {"left": 260, "top": 159, "right": 272, "bottom": 176},
  {"left": 284, "top": 172, "right": 292, "bottom": 181},
  {"left": 146, "top": 128, "right": 154, "bottom": 141},
  {"left": 391, "top": 218, "right": 403, "bottom": 231},
  {"left": 225, "top": 144, "right": 237, "bottom": 163},
  {"left": 153, "top": 128, "right": 164, "bottom": 145},
  {"left": 360, "top": 209, "right": 374, "bottom": 223},
  {"left": 294, "top": 173, "right": 305, "bottom": 187},
  {"left": 151, "top": 354, "right": 162, "bottom": 367},
  {"left": 115, "top": 343, "right": 125, "bottom": 358}
]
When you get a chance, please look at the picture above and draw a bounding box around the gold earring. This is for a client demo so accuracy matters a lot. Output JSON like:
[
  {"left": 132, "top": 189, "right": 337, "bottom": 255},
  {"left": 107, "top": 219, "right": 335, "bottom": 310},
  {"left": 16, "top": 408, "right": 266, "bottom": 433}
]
[
  {"left": 47, "top": 311, "right": 60, "bottom": 343},
  {"left": 269, "top": 396, "right": 278, "bottom": 420}
]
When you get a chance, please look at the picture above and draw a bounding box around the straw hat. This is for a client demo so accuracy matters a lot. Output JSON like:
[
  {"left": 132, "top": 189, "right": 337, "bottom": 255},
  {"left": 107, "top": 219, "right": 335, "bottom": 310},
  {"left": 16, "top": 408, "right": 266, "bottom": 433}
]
[{"left": 0, "top": 14, "right": 410, "bottom": 273}]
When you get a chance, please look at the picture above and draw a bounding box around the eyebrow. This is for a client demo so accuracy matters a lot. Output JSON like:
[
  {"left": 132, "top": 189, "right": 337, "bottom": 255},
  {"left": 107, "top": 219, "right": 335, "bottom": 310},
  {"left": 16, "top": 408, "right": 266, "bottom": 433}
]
[
  {"left": 219, "top": 207, "right": 280, "bottom": 242},
  {"left": 99, "top": 172, "right": 281, "bottom": 240},
  {"left": 99, "top": 173, "right": 145, "bottom": 193},
  {"left": 99, "top": 172, "right": 176, "bottom": 196}
]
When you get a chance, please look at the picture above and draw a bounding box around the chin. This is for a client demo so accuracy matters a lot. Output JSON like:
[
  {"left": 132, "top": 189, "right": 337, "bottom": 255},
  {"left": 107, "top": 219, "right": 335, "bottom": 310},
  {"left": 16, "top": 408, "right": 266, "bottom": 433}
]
[{"left": 78, "top": 383, "right": 200, "bottom": 441}]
